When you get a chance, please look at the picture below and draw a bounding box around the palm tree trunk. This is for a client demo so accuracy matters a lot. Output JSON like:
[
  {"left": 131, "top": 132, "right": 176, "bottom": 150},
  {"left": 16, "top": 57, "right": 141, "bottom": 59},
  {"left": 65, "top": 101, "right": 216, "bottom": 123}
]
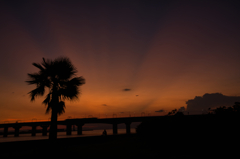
[
  {"left": 49, "top": 105, "right": 58, "bottom": 140},
  {"left": 49, "top": 90, "right": 58, "bottom": 140}
]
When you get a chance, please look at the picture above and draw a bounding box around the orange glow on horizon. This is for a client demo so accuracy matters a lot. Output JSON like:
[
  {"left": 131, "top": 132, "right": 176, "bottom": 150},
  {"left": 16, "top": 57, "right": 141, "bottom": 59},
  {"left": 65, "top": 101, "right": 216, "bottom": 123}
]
[{"left": 1, "top": 1, "right": 240, "bottom": 122}]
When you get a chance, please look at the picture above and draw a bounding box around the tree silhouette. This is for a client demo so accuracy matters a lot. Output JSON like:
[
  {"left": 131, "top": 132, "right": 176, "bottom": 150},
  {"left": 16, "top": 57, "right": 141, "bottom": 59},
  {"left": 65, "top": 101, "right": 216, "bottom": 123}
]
[
  {"left": 166, "top": 109, "right": 177, "bottom": 116},
  {"left": 166, "top": 109, "right": 184, "bottom": 116},
  {"left": 26, "top": 57, "right": 85, "bottom": 140},
  {"left": 208, "top": 102, "right": 240, "bottom": 115}
]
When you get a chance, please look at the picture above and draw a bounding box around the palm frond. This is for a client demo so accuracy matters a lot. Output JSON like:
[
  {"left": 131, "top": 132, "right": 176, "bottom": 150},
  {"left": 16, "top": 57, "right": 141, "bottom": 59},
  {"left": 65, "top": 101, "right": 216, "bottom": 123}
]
[
  {"left": 69, "top": 76, "right": 85, "bottom": 86},
  {"left": 52, "top": 57, "right": 77, "bottom": 80},
  {"left": 59, "top": 77, "right": 85, "bottom": 100},
  {"left": 26, "top": 71, "right": 52, "bottom": 88},
  {"left": 45, "top": 99, "right": 55, "bottom": 114},
  {"left": 59, "top": 86, "right": 79, "bottom": 100},
  {"left": 58, "top": 76, "right": 85, "bottom": 100},
  {"left": 57, "top": 101, "right": 65, "bottom": 115},
  {"left": 28, "top": 85, "right": 45, "bottom": 101},
  {"left": 42, "top": 93, "right": 51, "bottom": 105},
  {"left": 42, "top": 58, "right": 48, "bottom": 67},
  {"left": 27, "top": 57, "right": 85, "bottom": 118},
  {"left": 59, "top": 76, "right": 85, "bottom": 87},
  {"left": 26, "top": 73, "right": 41, "bottom": 85},
  {"left": 45, "top": 104, "right": 51, "bottom": 114},
  {"left": 32, "top": 63, "right": 44, "bottom": 71}
]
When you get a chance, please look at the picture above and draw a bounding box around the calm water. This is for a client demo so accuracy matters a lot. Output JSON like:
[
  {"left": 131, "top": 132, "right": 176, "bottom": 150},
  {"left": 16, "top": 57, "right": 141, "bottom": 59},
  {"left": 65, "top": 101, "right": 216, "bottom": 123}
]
[{"left": 0, "top": 128, "right": 136, "bottom": 143}]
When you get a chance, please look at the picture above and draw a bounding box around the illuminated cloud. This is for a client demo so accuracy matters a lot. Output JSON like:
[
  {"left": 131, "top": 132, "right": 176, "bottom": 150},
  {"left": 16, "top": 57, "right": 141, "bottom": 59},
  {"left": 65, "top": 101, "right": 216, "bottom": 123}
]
[
  {"left": 186, "top": 93, "right": 240, "bottom": 112},
  {"left": 123, "top": 88, "right": 131, "bottom": 91}
]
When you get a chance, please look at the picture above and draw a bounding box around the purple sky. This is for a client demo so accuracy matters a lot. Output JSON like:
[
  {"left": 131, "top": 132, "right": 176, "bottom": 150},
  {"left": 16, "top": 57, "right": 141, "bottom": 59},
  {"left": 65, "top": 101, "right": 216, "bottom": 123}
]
[{"left": 0, "top": 0, "right": 240, "bottom": 122}]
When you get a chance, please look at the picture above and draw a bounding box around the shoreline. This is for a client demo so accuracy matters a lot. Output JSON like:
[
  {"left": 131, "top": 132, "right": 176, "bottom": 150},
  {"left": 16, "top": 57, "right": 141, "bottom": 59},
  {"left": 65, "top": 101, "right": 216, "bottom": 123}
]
[
  {"left": 0, "top": 128, "right": 137, "bottom": 143},
  {"left": 0, "top": 133, "right": 137, "bottom": 151}
]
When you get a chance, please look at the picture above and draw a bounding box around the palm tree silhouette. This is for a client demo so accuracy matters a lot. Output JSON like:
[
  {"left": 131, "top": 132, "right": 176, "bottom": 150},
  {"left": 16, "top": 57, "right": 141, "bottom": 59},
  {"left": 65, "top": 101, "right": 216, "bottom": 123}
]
[{"left": 26, "top": 57, "right": 85, "bottom": 140}]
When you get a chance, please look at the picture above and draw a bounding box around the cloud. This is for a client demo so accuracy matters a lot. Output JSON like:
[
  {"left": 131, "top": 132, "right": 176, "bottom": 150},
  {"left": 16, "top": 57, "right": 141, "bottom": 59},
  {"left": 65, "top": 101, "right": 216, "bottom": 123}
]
[
  {"left": 186, "top": 93, "right": 240, "bottom": 112},
  {"left": 123, "top": 88, "right": 131, "bottom": 91},
  {"left": 102, "top": 104, "right": 107, "bottom": 106},
  {"left": 178, "top": 107, "right": 186, "bottom": 112},
  {"left": 136, "top": 95, "right": 139, "bottom": 97},
  {"left": 155, "top": 109, "right": 165, "bottom": 113}
]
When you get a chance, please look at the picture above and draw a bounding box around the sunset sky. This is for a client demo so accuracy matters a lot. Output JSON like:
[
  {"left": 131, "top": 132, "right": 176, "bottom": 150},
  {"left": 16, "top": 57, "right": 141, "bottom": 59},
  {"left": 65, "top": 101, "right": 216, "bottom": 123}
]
[{"left": 1, "top": 0, "right": 240, "bottom": 122}]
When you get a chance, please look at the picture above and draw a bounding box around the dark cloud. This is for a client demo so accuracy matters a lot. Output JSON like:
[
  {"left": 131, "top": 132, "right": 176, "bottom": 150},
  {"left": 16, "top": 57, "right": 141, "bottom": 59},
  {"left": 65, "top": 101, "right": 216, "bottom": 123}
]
[
  {"left": 178, "top": 107, "right": 186, "bottom": 112},
  {"left": 123, "top": 88, "right": 131, "bottom": 91},
  {"left": 102, "top": 104, "right": 107, "bottom": 106},
  {"left": 155, "top": 109, "right": 165, "bottom": 113},
  {"left": 186, "top": 93, "right": 240, "bottom": 112},
  {"left": 136, "top": 95, "right": 139, "bottom": 97}
]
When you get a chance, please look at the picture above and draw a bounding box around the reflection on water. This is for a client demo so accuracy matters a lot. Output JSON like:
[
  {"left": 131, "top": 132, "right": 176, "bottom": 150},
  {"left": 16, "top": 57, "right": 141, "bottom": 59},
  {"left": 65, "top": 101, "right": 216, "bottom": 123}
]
[{"left": 0, "top": 128, "right": 136, "bottom": 143}]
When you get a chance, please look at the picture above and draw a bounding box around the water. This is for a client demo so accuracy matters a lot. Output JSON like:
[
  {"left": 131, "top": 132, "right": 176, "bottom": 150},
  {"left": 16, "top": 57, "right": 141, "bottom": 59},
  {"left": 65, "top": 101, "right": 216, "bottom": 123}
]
[{"left": 0, "top": 128, "right": 136, "bottom": 143}]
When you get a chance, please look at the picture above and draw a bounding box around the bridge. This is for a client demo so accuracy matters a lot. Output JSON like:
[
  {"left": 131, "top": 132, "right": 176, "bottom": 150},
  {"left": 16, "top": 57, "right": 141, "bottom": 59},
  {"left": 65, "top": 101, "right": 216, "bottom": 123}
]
[{"left": 0, "top": 116, "right": 166, "bottom": 137}]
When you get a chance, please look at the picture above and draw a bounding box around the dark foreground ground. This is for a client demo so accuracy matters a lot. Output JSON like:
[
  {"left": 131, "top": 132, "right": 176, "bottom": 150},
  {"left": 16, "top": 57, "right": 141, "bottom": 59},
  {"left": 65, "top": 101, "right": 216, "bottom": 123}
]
[{"left": 0, "top": 133, "right": 237, "bottom": 159}]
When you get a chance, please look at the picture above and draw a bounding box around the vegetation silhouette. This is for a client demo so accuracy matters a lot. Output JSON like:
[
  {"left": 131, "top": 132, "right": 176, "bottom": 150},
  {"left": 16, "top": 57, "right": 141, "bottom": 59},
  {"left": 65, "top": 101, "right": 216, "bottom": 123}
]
[
  {"left": 26, "top": 57, "right": 85, "bottom": 140},
  {"left": 136, "top": 103, "right": 240, "bottom": 157},
  {"left": 166, "top": 108, "right": 177, "bottom": 116},
  {"left": 208, "top": 102, "right": 240, "bottom": 115},
  {"left": 165, "top": 108, "right": 184, "bottom": 116}
]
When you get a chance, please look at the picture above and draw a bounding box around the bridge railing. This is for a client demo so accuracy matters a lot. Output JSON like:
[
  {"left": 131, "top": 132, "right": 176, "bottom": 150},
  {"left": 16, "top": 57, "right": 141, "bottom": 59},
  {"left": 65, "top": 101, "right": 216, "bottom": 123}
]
[
  {"left": 65, "top": 112, "right": 165, "bottom": 119},
  {"left": 67, "top": 111, "right": 208, "bottom": 119},
  {"left": 0, "top": 111, "right": 208, "bottom": 124}
]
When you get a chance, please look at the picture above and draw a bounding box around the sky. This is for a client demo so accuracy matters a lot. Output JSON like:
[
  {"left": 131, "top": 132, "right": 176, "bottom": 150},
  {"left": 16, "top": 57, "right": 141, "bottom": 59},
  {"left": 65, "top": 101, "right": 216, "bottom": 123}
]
[{"left": 1, "top": 0, "right": 240, "bottom": 122}]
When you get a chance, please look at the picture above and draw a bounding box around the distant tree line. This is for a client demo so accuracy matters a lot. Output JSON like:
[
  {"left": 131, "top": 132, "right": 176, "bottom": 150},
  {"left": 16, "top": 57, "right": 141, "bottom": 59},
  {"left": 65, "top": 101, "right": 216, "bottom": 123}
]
[
  {"left": 136, "top": 102, "right": 240, "bottom": 145},
  {"left": 208, "top": 102, "right": 240, "bottom": 115},
  {"left": 135, "top": 103, "right": 240, "bottom": 158}
]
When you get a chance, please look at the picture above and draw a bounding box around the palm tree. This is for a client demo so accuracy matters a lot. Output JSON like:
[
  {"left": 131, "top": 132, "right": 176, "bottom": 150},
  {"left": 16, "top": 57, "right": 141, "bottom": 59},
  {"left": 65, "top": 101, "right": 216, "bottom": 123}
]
[{"left": 26, "top": 57, "right": 85, "bottom": 140}]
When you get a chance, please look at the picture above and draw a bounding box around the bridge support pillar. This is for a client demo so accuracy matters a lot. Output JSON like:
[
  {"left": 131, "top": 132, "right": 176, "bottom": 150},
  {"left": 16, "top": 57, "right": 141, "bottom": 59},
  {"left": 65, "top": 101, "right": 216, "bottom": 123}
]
[
  {"left": 3, "top": 127, "right": 8, "bottom": 137},
  {"left": 41, "top": 125, "right": 48, "bottom": 136},
  {"left": 77, "top": 123, "right": 84, "bottom": 135},
  {"left": 113, "top": 123, "right": 118, "bottom": 135},
  {"left": 32, "top": 126, "right": 36, "bottom": 136},
  {"left": 66, "top": 124, "right": 72, "bottom": 135},
  {"left": 13, "top": 126, "right": 22, "bottom": 137},
  {"left": 125, "top": 122, "right": 131, "bottom": 134}
]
